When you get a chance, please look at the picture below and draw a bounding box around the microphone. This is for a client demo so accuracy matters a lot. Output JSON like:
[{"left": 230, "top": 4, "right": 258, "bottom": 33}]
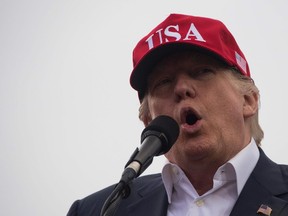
[
  {"left": 100, "top": 115, "right": 179, "bottom": 216},
  {"left": 121, "top": 115, "right": 179, "bottom": 183}
]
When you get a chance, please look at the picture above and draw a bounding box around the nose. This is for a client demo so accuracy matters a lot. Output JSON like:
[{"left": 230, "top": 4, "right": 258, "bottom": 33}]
[{"left": 174, "top": 74, "right": 196, "bottom": 101}]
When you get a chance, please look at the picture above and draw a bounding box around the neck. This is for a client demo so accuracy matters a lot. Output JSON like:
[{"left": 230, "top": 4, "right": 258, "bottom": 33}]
[{"left": 181, "top": 161, "right": 222, "bottom": 195}]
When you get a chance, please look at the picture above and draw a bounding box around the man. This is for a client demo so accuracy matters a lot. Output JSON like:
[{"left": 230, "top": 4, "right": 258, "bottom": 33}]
[{"left": 67, "top": 14, "right": 288, "bottom": 216}]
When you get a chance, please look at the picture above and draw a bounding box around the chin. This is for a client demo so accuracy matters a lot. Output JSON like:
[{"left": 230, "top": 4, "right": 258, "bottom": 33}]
[{"left": 175, "top": 138, "right": 215, "bottom": 160}]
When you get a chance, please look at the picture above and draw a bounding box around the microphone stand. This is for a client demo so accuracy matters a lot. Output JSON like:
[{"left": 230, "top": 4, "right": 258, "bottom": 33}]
[
  {"left": 100, "top": 167, "right": 137, "bottom": 216},
  {"left": 100, "top": 182, "right": 130, "bottom": 216}
]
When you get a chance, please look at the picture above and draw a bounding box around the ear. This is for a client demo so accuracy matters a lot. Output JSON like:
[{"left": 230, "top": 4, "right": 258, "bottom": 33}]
[{"left": 243, "top": 92, "right": 259, "bottom": 118}]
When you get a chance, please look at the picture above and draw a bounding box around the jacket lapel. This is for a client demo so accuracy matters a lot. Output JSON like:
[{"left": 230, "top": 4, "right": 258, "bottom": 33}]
[
  {"left": 126, "top": 176, "right": 168, "bottom": 216},
  {"left": 229, "top": 174, "right": 285, "bottom": 215},
  {"left": 230, "top": 148, "right": 288, "bottom": 216}
]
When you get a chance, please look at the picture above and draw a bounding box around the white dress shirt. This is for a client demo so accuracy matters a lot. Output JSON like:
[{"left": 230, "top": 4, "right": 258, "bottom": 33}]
[{"left": 162, "top": 139, "right": 260, "bottom": 216}]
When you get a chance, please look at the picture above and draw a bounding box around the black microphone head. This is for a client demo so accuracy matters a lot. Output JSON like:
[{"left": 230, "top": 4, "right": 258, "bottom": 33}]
[{"left": 141, "top": 115, "right": 179, "bottom": 155}]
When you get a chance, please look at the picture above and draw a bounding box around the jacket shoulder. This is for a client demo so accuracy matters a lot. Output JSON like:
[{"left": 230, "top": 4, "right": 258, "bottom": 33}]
[{"left": 67, "top": 173, "right": 163, "bottom": 216}]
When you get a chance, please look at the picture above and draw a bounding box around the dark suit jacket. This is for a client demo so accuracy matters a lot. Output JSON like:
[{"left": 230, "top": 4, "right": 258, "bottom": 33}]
[{"left": 67, "top": 148, "right": 288, "bottom": 215}]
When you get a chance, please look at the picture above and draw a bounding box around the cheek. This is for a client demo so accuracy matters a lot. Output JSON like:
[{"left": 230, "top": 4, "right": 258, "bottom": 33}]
[
  {"left": 208, "top": 93, "right": 245, "bottom": 129},
  {"left": 148, "top": 99, "right": 161, "bottom": 118},
  {"left": 148, "top": 97, "right": 172, "bottom": 118},
  {"left": 200, "top": 83, "right": 243, "bottom": 122},
  {"left": 206, "top": 81, "right": 243, "bottom": 110}
]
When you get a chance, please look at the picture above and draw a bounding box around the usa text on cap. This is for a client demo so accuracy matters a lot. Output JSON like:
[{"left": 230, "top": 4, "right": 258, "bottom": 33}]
[{"left": 129, "top": 13, "right": 250, "bottom": 99}]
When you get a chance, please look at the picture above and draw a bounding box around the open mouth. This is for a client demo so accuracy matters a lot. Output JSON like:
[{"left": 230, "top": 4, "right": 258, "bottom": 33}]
[{"left": 181, "top": 108, "right": 201, "bottom": 126}]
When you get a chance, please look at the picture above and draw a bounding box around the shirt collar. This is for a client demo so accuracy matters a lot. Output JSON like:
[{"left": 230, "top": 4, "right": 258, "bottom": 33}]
[
  {"left": 228, "top": 138, "right": 259, "bottom": 195},
  {"left": 161, "top": 139, "right": 260, "bottom": 203}
]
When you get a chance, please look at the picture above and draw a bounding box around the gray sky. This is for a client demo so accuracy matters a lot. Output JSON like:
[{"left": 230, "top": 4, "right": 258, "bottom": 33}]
[{"left": 1, "top": 0, "right": 288, "bottom": 215}]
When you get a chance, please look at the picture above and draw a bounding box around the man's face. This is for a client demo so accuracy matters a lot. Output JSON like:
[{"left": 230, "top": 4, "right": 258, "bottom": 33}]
[{"left": 146, "top": 51, "right": 255, "bottom": 168}]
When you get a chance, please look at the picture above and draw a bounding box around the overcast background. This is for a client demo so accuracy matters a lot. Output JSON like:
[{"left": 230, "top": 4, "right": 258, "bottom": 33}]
[{"left": 1, "top": 0, "right": 288, "bottom": 215}]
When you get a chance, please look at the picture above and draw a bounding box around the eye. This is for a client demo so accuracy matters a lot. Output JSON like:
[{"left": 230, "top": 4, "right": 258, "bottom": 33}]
[
  {"left": 196, "top": 67, "right": 214, "bottom": 75},
  {"left": 189, "top": 67, "right": 215, "bottom": 79},
  {"left": 153, "top": 77, "right": 172, "bottom": 89}
]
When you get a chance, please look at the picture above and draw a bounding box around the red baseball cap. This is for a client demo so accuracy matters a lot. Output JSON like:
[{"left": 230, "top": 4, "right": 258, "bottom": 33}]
[{"left": 129, "top": 13, "right": 250, "bottom": 100}]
